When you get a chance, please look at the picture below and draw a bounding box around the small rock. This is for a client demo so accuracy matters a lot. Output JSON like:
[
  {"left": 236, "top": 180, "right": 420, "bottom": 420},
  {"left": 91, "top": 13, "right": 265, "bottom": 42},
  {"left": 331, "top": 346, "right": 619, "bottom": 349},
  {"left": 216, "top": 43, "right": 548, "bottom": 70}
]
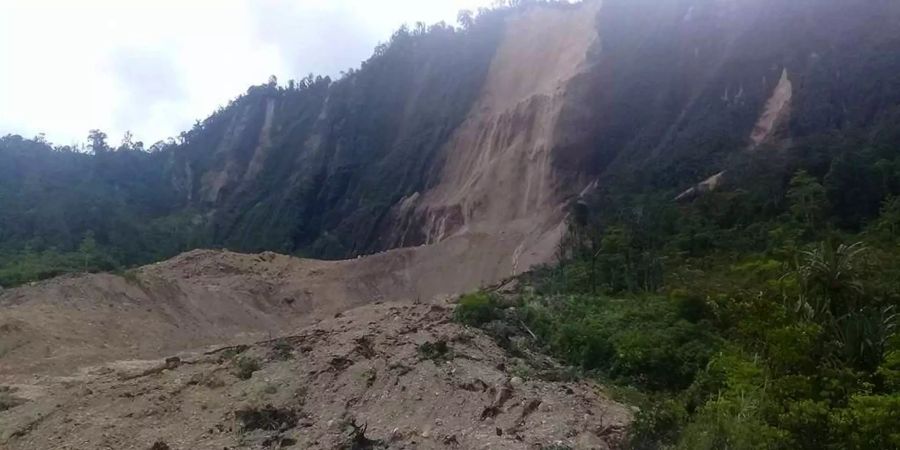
[{"left": 510, "top": 376, "right": 523, "bottom": 386}]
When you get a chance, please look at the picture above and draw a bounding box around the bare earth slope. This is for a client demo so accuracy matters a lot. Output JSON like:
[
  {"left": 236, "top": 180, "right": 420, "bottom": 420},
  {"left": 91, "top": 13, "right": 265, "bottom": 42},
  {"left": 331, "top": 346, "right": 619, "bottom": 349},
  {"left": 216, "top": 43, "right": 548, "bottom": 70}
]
[
  {"left": 1, "top": 303, "right": 631, "bottom": 449},
  {"left": 0, "top": 241, "right": 530, "bottom": 376},
  {"left": 0, "top": 1, "right": 602, "bottom": 378},
  {"left": 0, "top": 3, "right": 623, "bottom": 446},
  {"left": 389, "top": 1, "right": 601, "bottom": 274}
]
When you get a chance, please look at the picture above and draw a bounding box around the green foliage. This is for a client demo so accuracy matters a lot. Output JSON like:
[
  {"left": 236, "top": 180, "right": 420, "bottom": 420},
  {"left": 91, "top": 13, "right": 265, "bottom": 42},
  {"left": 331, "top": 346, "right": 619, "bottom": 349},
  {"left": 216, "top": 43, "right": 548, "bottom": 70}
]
[
  {"left": 269, "top": 339, "right": 294, "bottom": 361},
  {"left": 0, "top": 134, "right": 204, "bottom": 287},
  {"left": 454, "top": 292, "right": 502, "bottom": 326},
  {"left": 830, "top": 394, "right": 900, "bottom": 449},
  {"left": 469, "top": 136, "right": 900, "bottom": 449},
  {"left": 510, "top": 295, "right": 720, "bottom": 390},
  {"left": 232, "top": 356, "right": 261, "bottom": 380},
  {"left": 787, "top": 170, "right": 829, "bottom": 234},
  {"left": 629, "top": 398, "right": 688, "bottom": 449}
]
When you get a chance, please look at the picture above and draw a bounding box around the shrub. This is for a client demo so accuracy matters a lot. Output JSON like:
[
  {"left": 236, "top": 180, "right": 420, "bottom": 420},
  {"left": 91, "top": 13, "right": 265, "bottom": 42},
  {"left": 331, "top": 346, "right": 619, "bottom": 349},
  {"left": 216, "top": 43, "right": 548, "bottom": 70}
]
[
  {"left": 454, "top": 292, "right": 501, "bottom": 326},
  {"left": 417, "top": 340, "right": 452, "bottom": 364},
  {"left": 233, "top": 356, "right": 261, "bottom": 380},
  {"left": 270, "top": 339, "right": 294, "bottom": 361},
  {"left": 235, "top": 404, "right": 298, "bottom": 432},
  {"left": 522, "top": 295, "right": 719, "bottom": 390},
  {"left": 830, "top": 394, "right": 900, "bottom": 450},
  {"left": 628, "top": 399, "right": 687, "bottom": 450}
]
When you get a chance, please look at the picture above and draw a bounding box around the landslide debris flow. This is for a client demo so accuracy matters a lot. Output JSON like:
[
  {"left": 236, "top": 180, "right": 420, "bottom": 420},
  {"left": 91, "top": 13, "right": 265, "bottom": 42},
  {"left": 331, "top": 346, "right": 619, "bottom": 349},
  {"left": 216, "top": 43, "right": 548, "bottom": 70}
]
[{"left": 0, "top": 302, "right": 631, "bottom": 450}]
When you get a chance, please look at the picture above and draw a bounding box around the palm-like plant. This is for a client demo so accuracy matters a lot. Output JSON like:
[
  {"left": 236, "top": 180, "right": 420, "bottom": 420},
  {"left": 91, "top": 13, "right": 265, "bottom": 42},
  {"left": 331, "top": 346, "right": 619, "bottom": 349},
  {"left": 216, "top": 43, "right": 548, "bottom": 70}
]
[
  {"left": 794, "top": 242, "right": 867, "bottom": 321},
  {"left": 791, "top": 242, "right": 897, "bottom": 370}
]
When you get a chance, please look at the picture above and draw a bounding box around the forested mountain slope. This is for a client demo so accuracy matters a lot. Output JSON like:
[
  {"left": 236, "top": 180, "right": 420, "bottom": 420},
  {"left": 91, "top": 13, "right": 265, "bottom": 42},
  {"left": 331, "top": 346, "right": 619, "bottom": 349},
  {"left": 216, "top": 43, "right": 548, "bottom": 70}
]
[
  {"left": 4, "top": 0, "right": 900, "bottom": 448},
  {"left": 3, "top": 0, "right": 900, "bottom": 287}
]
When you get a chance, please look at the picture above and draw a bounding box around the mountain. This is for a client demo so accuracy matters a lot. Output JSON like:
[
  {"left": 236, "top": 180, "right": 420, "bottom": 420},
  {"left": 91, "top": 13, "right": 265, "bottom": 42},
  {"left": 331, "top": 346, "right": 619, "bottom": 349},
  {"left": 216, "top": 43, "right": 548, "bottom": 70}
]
[
  {"left": 4, "top": 0, "right": 900, "bottom": 448},
  {"left": 3, "top": 0, "right": 900, "bottom": 286},
  {"left": 4, "top": 0, "right": 900, "bottom": 288}
]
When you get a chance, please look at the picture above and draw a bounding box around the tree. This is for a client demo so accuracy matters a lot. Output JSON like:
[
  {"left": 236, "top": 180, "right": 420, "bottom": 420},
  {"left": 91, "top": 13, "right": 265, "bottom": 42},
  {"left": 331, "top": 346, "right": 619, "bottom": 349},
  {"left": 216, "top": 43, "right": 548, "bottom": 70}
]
[
  {"left": 873, "top": 196, "right": 900, "bottom": 239},
  {"left": 457, "top": 10, "right": 475, "bottom": 29},
  {"left": 118, "top": 131, "right": 134, "bottom": 152},
  {"left": 87, "top": 129, "right": 109, "bottom": 154},
  {"left": 78, "top": 231, "right": 97, "bottom": 271},
  {"left": 787, "top": 170, "right": 828, "bottom": 232}
]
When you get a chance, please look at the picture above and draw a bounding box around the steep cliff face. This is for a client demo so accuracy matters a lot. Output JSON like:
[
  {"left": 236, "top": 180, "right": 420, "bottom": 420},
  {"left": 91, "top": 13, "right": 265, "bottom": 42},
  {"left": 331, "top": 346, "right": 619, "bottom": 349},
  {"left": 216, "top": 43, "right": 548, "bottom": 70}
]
[
  {"left": 6, "top": 0, "right": 893, "bottom": 290},
  {"left": 169, "top": 2, "right": 605, "bottom": 278},
  {"left": 386, "top": 1, "right": 602, "bottom": 273},
  {"left": 157, "top": 0, "right": 900, "bottom": 280},
  {"left": 165, "top": 18, "right": 504, "bottom": 258}
]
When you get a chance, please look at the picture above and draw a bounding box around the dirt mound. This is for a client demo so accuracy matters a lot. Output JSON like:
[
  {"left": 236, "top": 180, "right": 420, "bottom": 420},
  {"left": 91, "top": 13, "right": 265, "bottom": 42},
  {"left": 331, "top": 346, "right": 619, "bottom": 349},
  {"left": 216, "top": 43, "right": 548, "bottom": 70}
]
[
  {"left": 0, "top": 302, "right": 631, "bottom": 449},
  {"left": 0, "top": 230, "right": 567, "bottom": 376}
]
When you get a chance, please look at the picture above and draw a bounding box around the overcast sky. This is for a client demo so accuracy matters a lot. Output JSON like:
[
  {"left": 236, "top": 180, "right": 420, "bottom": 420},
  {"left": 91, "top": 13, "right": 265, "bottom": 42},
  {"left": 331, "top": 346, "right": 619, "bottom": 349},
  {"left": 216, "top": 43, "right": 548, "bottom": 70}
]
[{"left": 0, "top": 0, "right": 494, "bottom": 147}]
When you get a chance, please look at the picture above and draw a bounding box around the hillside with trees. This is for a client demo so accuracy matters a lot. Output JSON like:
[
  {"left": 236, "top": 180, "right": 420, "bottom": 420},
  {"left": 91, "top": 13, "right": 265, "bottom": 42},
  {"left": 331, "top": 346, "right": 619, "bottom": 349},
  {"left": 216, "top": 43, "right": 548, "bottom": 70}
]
[{"left": 3, "top": 1, "right": 900, "bottom": 446}]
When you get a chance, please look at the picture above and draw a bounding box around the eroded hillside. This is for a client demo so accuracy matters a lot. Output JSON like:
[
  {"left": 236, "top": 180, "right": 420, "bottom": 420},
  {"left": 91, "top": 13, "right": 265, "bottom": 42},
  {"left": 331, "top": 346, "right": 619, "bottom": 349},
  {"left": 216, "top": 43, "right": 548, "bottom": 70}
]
[
  {"left": 3, "top": 0, "right": 900, "bottom": 447},
  {"left": 1, "top": 303, "right": 632, "bottom": 449},
  {"left": 1, "top": 1, "right": 607, "bottom": 378}
]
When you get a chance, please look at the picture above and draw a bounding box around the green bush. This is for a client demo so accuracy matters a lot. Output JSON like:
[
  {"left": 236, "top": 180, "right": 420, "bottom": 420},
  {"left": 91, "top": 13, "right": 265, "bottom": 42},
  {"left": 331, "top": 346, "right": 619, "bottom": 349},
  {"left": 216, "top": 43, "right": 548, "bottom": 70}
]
[
  {"left": 454, "top": 292, "right": 501, "bottom": 326},
  {"left": 628, "top": 398, "right": 687, "bottom": 449},
  {"left": 519, "top": 295, "right": 719, "bottom": 390},
  {"left": 830, "top": 394, "right": 900, "bottom": 449},
  {"left": 233, "top": 356, "right": 261, "bottom": 380}
]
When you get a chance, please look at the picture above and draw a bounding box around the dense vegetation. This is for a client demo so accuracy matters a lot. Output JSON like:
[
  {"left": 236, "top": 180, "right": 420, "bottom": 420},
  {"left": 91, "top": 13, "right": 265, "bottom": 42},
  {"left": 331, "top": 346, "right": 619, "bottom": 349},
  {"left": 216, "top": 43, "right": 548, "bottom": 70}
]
[
  {"left": 0, "top": 134, "right": 202, "bottom": 286},
  {"left": 453, "top": 4, "right": 900, "bottom": 445},
  {"left": 457, "top": 129, "right": 900, "bottom": 448}
]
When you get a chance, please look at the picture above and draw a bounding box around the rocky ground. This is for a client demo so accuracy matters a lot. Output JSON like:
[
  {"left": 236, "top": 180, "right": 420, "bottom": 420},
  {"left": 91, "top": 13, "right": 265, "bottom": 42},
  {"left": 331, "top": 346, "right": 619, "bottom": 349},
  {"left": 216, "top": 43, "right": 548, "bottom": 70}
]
[{"left": 0, "top": 302, "right": 631, "bottom": 449}]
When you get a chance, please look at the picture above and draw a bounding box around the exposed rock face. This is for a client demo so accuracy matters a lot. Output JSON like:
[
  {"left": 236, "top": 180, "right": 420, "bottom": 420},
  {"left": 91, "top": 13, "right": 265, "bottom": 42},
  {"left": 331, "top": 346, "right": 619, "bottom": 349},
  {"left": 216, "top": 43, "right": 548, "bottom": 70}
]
[
  {"left": 155, "top": 2, "right": 607, "bottom": 301},
  {"left": 675, "top": 171, "right": 727, "bottom": 202},
  {"left": 388, "top": 1, "right": 602, "bottom": 277},
  {"left": 151, "top": 0, "right": 900, "bottom": 274},
  {"left": 750, "top": 68, "right": 793, "bottom": 148}
]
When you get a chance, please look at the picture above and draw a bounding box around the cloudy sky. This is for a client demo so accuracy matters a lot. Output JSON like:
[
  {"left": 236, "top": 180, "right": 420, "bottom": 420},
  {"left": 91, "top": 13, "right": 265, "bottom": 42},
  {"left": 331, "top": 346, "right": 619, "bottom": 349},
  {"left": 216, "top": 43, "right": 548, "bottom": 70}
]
[{"left": 0, "top": 0, "right": 494, "bottom": 147}]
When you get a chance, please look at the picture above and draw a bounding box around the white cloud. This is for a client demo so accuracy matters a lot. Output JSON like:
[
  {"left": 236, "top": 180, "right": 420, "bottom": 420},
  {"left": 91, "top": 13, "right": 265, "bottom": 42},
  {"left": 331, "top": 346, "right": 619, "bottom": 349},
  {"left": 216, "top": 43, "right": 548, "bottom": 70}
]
[{"left": 0, "top": 0, "right": 494, "bottom": 146}]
